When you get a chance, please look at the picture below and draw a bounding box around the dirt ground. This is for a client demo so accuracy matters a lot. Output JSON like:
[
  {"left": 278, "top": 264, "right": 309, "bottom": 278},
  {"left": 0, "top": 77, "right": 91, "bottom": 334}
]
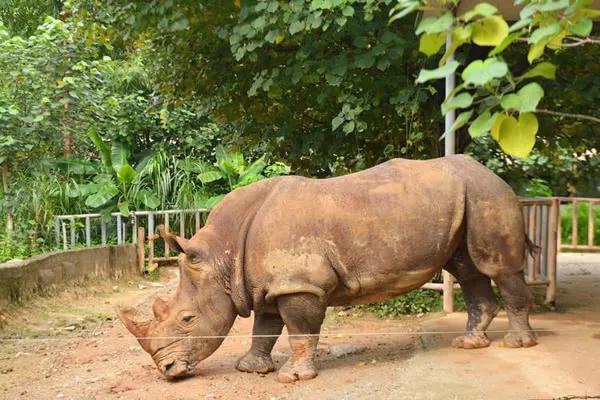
[{"left": 1, "top": 253, "right": 599, "bottom": 400}]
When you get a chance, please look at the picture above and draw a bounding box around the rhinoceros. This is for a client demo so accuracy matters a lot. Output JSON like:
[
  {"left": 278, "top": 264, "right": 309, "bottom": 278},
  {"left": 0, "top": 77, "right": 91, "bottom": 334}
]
[{"left": 118, "top": 155, "right": 537, "bottom": 383}]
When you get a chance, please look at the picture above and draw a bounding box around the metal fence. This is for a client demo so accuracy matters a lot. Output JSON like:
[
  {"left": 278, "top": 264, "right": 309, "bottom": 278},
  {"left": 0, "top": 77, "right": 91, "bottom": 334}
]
[
  {"left": 54, "top": 208, "right": 210, "bottom": 251},
  {"left": 54, "top": 198, "right": 563, "bottom": 310},
  {"left": 557, "top": 197, "right": 600, "bottom": 252}
]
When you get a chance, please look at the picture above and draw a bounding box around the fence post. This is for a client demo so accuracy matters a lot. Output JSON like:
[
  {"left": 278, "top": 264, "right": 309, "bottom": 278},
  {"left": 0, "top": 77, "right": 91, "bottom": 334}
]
[
  {"left": 62, "top": 222, "right": 67, "bottom": 250},
  {"left": 138, "top": 226, "right": 145, "bottom": 274},
  {"left": 588, "top": 201, "right": 595, "bottom": 247},
  {"left": 164, "top": 213, "right": 170, "bottom": 255},
  {"left": 545, "top": 198, "right": 559, "bottom": 305},
  {"left": 101, "top": 221, "right": 107, "bottom": 245},
  {"left": 442, "top": 271, "right": 454, "bottom": 313},
  {"left": 85, "top": 217, "right": 91, "bottom": 247},
  {"left": 527, "top": 205, "right": 536, "bottom": 282},
  {"left": 572, "top": 200, "right": 578, "bottom": 246},
  {"left": 180, "top": 212, "right": 185, "bottom": 238},
  {"left": 117, "top": 214, "right": 122, "bottom": 244},
  {"left": 70, "top": 217, "right": 76, "bottom": 248},
  {"left": 55, "top": 217, "right": 61, "bottom": 247}
]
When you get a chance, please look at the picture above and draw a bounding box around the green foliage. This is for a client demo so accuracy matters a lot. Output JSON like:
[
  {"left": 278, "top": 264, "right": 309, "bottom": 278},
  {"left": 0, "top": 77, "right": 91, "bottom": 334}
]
[
  {"left": 390, "top": 0, "right": 599, "bottom": 158},
  {"left": 0, "top": 0, "right": 61, "bottom": 37},
  {"left": 362, "top": 289, "right": 467, "bottom": 317}
]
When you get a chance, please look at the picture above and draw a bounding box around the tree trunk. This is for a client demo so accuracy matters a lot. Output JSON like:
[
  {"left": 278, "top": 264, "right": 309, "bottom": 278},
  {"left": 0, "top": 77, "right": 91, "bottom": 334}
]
[
  {"left": 2, "top": 161, "right": 13, "bottom": 238},
  {"left": 63, "top": 96, "right": 73, "bottom": 157}
]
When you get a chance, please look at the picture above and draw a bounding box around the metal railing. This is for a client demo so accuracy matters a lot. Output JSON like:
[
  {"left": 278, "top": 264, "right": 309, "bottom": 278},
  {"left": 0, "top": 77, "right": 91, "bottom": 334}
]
[
  {"left": 54, "top": 208, "right": 210, "bottom": 251},
  {"left": 55, "top": 198, "right": 563, "bottom": 310},
  {"left": 557, "top": 197, "right": 600, "bottom": 252}
]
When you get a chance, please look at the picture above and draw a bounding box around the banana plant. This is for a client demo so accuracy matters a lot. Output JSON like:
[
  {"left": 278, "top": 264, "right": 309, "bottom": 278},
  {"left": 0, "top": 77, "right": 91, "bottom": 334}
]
[
  {"left": 76, "top": 128, "right": 160, "bottom": 216},
  {"left": 196, "top": 145, "right": 290, "bottom": 196}
]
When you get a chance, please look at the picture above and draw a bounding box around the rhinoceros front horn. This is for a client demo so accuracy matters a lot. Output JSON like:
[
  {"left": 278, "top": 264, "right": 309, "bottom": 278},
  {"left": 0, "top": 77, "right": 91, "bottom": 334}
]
[{"left": 116, "top": 307, "right": 152, "bottom": 353}]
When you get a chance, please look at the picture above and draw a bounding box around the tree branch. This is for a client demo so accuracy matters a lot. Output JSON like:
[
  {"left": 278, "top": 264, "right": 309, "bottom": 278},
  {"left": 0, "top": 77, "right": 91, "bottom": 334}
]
[
  {"left": 516, "top": 36, "right": 600, "bottom": 47},
  {"left": 536, "top": 109, "right": 600, "bottom": 124}
]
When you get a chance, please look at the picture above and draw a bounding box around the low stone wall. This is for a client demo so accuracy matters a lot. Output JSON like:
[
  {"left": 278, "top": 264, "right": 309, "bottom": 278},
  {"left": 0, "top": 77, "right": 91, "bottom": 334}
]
[{"left": 0, "top": 245, "right": 137, "bottom": 306}]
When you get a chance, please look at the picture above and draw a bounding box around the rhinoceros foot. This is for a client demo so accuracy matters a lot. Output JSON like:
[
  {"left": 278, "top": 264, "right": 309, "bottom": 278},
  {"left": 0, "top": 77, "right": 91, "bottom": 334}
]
[
  {"left": 452, "top": 332, "right": 491, "bottom": 349},
  {"left": 503, "top": 331, "right": 537, "bottom": 348},
  {"left": 277, "top": 359, "right": 318, "bottom": 383},
  {"left": 236, "top": 352, "right": 275, "bottom": 374}
]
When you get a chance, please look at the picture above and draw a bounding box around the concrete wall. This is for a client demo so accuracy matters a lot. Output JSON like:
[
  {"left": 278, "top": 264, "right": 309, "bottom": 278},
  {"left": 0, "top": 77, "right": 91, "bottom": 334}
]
[{"left": 0, "top": 245, "right": 137, "bottom": 306}]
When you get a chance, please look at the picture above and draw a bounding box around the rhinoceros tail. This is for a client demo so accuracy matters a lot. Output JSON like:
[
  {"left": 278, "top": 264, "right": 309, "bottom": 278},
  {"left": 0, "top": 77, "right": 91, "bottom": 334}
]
[{"left": 525, "top": 235, "right": 541, "bottom": 258}]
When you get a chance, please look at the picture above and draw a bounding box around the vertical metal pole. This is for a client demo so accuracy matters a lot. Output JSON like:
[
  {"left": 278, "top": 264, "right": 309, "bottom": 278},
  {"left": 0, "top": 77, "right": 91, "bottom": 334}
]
[
  {"left": 117, "top": 214, "right": 122, "bottom": 244},
  {"left": 444, "top": 32, "right": 456, "bottom": 157},
  {"left": 180, "top": 212, "right": 185, "bottom": 238},
  {"left": 138, "top": 226, "right": 145, "bottom": 274},
  {"left": 62, "top": 222, "right": 67, "bottom": 250},
  {"left": 55, "top": 217, "right": 61, "bottom": 248},
  {"left": 70, "top": 217, "right": 76, "bottom": 248},
  {"left": 101, "top": 221, "right": 107, "bottom": 245},
  {"left": 132, "top": 214, "right": 137, "bottom": 244},
  {"left": 85, "top": 216, "right": 91, "bottom": 247},
  {"left": 546, "top": 199, "right": 559, "bottom": 305},
  {"left": 442, "top": 32, "right": 456, "bottom": 313},
  {"left": 148, "top": 212, "right": 155, "bottom": 239},
  {"left": 164, "top": 213, "right": 170, "bottom": 255},
  {"left": 572, "top": 200, "right": 578, "bottom": 246},
  {"left": 588, "top": 201, "right": 595, "bottom": 247}
]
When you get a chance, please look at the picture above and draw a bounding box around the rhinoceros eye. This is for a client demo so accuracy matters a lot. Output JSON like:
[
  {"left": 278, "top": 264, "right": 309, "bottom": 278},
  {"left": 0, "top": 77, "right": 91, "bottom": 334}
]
[{"left": 181, "top": 315, "right": 195, "bottom": 323}]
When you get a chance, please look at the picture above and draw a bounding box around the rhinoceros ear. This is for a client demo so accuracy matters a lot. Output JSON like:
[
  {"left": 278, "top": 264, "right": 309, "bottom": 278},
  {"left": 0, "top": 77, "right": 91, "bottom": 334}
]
[{"left": 157, "top": 224, "right": 189, "bottom": 254}]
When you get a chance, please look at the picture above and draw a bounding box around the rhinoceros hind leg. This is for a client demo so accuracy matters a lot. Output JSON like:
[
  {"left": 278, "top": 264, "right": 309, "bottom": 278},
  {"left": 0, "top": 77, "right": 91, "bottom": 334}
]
[
  {"left": 276, "top": 293, "right": 325, "bottom": 383},
  {"left": 236, "top": 312, "right": 284, "bottom": 374},
  {"left": 493, "top": 273, "right": 537, "bottom": 348},
  {"left": 446, "top": 246, "right": 500, "bottom": 349}
]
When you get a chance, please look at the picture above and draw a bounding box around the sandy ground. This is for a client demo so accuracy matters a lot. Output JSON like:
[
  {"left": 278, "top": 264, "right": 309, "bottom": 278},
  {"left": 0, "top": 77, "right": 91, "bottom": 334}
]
[{"left": 1, "top": 253, "right": 599, "bottom": 400}]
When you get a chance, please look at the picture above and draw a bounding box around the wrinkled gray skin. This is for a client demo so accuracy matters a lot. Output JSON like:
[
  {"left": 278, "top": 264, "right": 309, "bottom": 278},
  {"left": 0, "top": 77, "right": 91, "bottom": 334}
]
[{"left": 118, "top": 155, "right": 537, "bottom": 383}]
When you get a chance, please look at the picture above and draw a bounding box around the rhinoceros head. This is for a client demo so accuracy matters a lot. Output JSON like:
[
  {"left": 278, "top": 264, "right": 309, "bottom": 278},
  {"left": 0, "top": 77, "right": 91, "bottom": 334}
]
[{"left": 117, "top": 227, "right": 237, "bottom": 379}]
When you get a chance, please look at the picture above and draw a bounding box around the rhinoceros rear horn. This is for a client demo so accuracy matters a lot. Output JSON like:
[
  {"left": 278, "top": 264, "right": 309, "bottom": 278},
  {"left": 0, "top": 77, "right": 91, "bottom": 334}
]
[
  {"left": 157, "top": 224, "right": 189, "bottom": 254},
  {"left": 116, "top": 307, "right": 152, "bottom": 353}
]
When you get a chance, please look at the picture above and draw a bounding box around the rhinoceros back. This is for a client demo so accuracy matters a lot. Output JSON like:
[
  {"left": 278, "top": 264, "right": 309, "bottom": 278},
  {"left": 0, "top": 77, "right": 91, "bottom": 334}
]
[{"left": 240, "top": 156, "right": 482, "bottom": 308}]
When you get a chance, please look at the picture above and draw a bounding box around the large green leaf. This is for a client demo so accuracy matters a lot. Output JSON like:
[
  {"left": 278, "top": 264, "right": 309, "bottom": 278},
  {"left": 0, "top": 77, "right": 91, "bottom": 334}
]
[
  {"left": 496, "top": 112, "right": 539, "bottom": 158},
  {"left": 136, "top": 189, "right": 160, "bottom": 209},
  {"left": 441, "top": 92, "right": 473, "bottom": 114},
  {"left": 118, "top": 200, "right": 130, "bottom": 216},
  {"left": 461, "top": 58, "right": 508, "bottom": 86},
  {"left": 87, "top": 128, "right": 112, "bottom": 170},
  {"left": 117, "top": 164, "right": 137, "bottom": 185},
  {"left": 468, "top": 110, "right": 495, "bottom": 138},
  {"left": 500, "top": 82, "right": 544, "bottom": 112},
  {"left": 446, "top": 110, "right": 473, "bottom": 134},
  {"left": 419, "top": 32, "right": 446, "bottom": 56},
  {"left": 569, "top": 18, "right": 592, "bottom": 36},
  {"left": 198, "top": 169, "right": 225, "bottom": 184},
  {"left": 460, "top": 3, "right": 498, "bottom": 21},
  {"left": 85, "top": 183, "right": 119, "bottom": 208},
  {"left": 416, "top": 60, "right": 459, "bottom": 84},
  {"left": 529, "top": 22, "right": 560, "bottom": 44},
  {"left": 520, "top": 62, "right": 556, "bottom": 80},
  {"left": 416, "top": 12, "right": 453, "bottom": 35},
  {"left": 471, "top": 16, "right": 508, "bottom": 46},
  {"left": 111, "top": 142, "right": 130, "bottom": 173}
]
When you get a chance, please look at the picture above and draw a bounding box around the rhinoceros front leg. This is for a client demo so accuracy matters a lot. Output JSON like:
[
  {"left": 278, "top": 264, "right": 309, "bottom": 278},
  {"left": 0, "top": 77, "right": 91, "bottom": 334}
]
[
  {"left": 236, "top": 312, "right": 284, "bottom": 374},
  {"left": 276, "top": 293, "right": 325, "bottom": 383}
]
